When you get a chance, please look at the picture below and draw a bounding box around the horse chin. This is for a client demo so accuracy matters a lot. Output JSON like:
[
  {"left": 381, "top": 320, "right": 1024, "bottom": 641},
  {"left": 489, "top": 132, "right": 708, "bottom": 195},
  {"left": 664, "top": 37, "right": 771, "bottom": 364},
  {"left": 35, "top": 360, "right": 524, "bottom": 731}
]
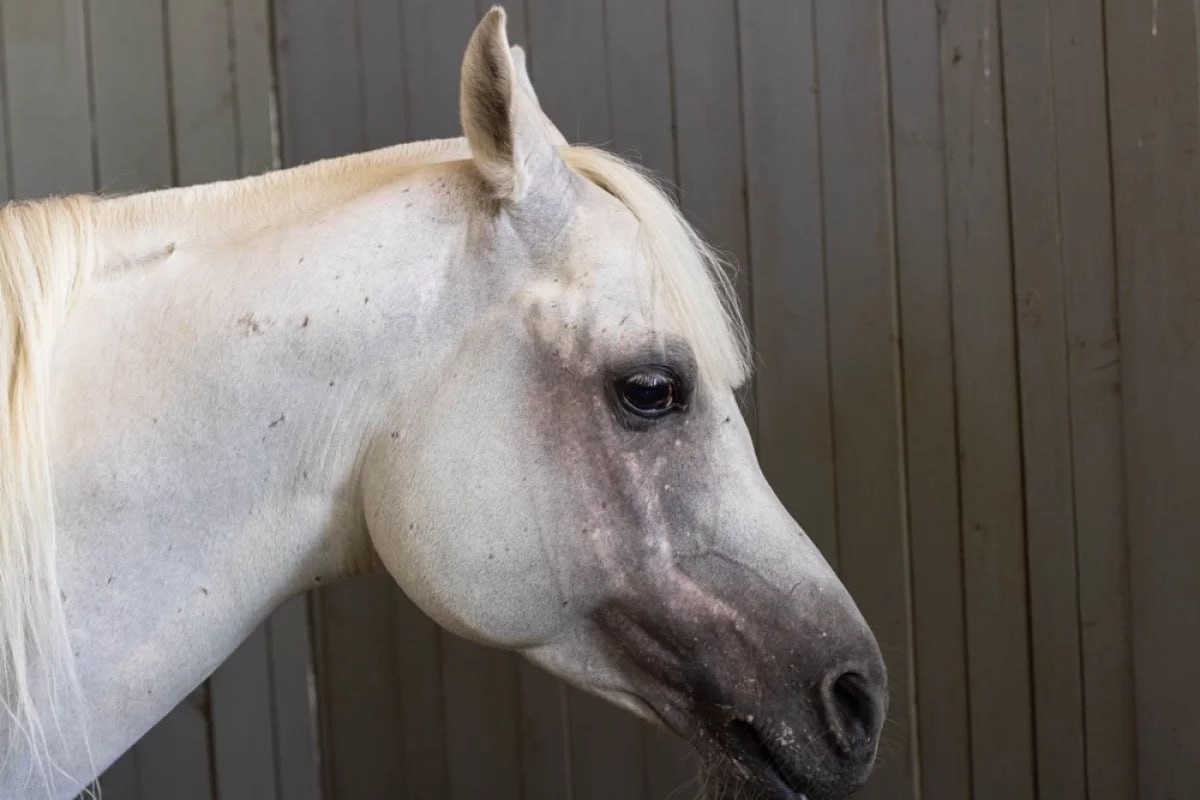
[
  {"left": 600, "top": 685, "right": 861, "bottom": 800},
  {"left": 701, "top": 756, "right": 811, "bottom": 800},
  {"left": 690, "top": 713, "right": 870, "bottom": 800},
  {"left": 694, "top": 731, "right": 815, "bottom": 800},
  {"left": 617, "top": 693, "right": 820, "bottom": 800}
]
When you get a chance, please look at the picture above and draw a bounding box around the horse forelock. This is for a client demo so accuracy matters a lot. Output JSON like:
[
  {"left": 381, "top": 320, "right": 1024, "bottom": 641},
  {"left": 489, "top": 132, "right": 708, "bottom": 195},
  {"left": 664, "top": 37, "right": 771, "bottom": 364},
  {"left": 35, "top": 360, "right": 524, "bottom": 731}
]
[{"left": 561, "top": 146, "right": 751, "bottom": 391}]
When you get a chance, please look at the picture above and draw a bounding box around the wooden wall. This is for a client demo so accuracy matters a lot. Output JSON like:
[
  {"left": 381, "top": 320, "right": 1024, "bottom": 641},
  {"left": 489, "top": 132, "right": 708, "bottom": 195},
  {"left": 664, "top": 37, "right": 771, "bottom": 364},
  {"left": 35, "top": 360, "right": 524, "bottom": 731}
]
[{"left": 2, "top": 1, "right": 1192, "bottom": 798}]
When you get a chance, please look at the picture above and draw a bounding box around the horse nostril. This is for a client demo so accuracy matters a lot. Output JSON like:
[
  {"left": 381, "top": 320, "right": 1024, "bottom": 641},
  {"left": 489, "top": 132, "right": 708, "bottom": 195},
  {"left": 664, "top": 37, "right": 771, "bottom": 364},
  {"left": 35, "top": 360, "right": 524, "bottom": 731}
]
[{"left": 822, "top": 670, "right": 881, "bottom": 757}]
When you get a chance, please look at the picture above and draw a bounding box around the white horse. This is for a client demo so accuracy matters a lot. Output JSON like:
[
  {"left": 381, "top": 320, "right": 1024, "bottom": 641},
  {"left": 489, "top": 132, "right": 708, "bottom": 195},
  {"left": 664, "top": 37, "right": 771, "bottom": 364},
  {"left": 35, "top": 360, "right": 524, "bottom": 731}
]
[{"left": 0, "top": 9, "right": 884, "bottom": 799}]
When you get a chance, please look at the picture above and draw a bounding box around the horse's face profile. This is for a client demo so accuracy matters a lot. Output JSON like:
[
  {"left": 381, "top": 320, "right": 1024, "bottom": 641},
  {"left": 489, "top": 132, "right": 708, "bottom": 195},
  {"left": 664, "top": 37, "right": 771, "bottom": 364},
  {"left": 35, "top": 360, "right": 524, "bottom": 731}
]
[{"left": 363, "top": 9, "right": 885, "bottom": 799}]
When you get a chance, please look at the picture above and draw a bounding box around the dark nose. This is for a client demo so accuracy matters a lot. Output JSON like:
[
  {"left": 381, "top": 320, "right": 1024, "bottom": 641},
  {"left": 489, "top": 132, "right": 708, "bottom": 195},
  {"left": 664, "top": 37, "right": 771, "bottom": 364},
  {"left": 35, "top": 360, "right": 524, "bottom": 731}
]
[{"left": 820, "top": 667, "right": 885, "bottom": 761}]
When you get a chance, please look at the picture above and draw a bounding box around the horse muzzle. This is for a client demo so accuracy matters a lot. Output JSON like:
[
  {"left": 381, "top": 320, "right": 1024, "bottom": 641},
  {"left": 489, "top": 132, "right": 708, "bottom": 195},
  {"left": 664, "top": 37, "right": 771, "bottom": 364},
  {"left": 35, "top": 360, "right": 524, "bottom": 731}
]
[{"left": 590, "top": 558, "right": 887, "bottom": 800}]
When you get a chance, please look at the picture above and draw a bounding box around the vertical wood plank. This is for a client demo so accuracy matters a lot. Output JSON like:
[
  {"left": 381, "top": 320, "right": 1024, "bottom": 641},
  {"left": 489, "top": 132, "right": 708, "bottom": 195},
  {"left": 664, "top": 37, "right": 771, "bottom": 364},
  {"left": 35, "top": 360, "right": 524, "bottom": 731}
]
[
  {"left": 639, "top": 705, "right": 696, "bottom": 794},
  {"left": 395, "top": 594, "right": 449, "bottom": 800},
  {"left": 1050, "top": 1, "right": 1137, "bottom": 796},
  {"left": 998, "top": 1, "right": 1089, "bottom": 797},
  {"left": 604, "top": 0, "right": 674, "bottom": 178},
  {"left": 1105, "top": 0, "right": 1200, "bottom": 796},
  {"left": 884, "top": 1, "right": 972, "bottom": 797},
  {"left": 739, "top": 0, "right": 838, "bottom": 567},
  {"left": 272, "top": 0, "right": 363, "bottom": 164},
  {"left": 400, "top": 0, "right": 477, "bottom": 139},
  {"left": 939, "top": 2, "right": 1037, "bottom": 798},
  {"left": 0, "top": 1, "right": 11, "bottom": 204},
  {"left": 94, "top": 750, "right": 140, "bottom": 800},
  {"left": 357, "top": 0, "right": 406, "bottom": 149},
  {"left": 132, "top": 686, "right": 214, "bottom": 800},
  {"left": 642, "top": 743, "right": 700, "bottom": 800},
  {"left": 86, "top": 0, "right": 172, "bottom": 191},
  {"left": 1, "top": 0, "right": 94, "bottom": 198},
  {"left": 524, "top": 0, "right": 609, "bottom": 144},
  {"left": 441, "top": 634, "right": 523, "bottom": 800},
  {"left": 811, "top": 3, "right": 916, "bottom": 798},
  {"left": 230, "top": 0, "right": 277, "bottom": 174},
  {"left": 566, "top": 686, "right": 646, "bottom": 800},
  {"left": 316, "top": 575, "right": 405, "bottom": 799},
  {"left": 267, "top": 597, "right": 322, "bottom": 800},
  {"left": 210, "top": 631, "right": 279, "bottom": 800},
  {"left": 165, "top": 0, "right": 238, "bottom": 185},
  {"left": 517, "top": 663, "right": 570, "bottom": 800}
]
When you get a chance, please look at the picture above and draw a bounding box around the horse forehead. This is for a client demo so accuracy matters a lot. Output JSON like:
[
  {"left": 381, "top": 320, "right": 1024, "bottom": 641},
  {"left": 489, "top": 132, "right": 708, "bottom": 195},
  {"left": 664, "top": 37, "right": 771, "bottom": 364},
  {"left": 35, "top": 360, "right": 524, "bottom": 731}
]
[
  {"left": 566, "top": 182, "right": 643, "bottom": 264},
  {"left": 514, "top": 189, "right": 680, "bottom": 355},
  {"left": 517, "top": 274, "right": 655, "bottom": 365}
]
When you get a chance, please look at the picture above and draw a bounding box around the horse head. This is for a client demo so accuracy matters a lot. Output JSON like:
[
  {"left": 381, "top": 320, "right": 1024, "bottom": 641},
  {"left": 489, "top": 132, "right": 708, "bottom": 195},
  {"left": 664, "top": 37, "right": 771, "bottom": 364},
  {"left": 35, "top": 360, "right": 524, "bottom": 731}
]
[{"left": 362, "top": 9, "right": 886, "bottom": 799}]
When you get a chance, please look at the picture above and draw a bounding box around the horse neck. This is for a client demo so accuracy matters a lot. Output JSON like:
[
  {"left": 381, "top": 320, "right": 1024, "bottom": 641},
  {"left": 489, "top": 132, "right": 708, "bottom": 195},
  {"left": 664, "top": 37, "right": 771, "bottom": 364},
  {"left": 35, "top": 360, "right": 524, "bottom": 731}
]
[{"left": 31, "top": 158, "right": 488, "bottom": 788}]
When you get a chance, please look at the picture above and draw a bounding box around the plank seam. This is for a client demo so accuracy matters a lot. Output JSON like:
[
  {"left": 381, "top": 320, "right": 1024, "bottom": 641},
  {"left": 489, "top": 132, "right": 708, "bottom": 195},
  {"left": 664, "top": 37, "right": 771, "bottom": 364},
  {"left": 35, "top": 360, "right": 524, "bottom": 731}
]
[
  {"left": 161, "top": 0, "right": 180, "bottom": 186},
  {"left": 0, "top": 0, "right": 12, "bottom": 199},
  {"left": 1195, "top": 0, "right": 1200, "bottom": 131},
  {"left": 267, "top": 0, "right": 283, "bottom": 171},
  {"left": 224, "top": 0, "right": 245, "bottom": 177},
  {"left": 512, "top": 643, "right": 530, "bottom": 800},
  {"left": 264, "top": 620, "right": 284, "bottom": 800},
  {"left": 1043, "top": 5, "right": 1092, "bottom": 796},
  {"left": 1095, "top": 0, "right": 1140, "bottom": 790},
  {"left": 81, "top": 0, "right": 100, "bottom": 192},
  {"left": 664, "top": 0, "right": 680, "bottom": 202},
  {"left": 352, "top": 0, "right": 367, "bottom": 152},
  {"left": 311, "top": 596, "right": 337, "bottom": 798},
  {"left": 934, "top": 4, "right": 977, "bottom": 794},
  {"left": 396, "top": 0, "right": 412, "bottom": 142},
  {"left": 732, "top": 0, "right": 758, "bottom": 443},
  {"left": 434, "top": 628, "right": 451, "bottom": 798},
  {"left": 876, "top": 0, "right": 921, "bottom": 793},
  {"left": 989, "top": 1, "right": 1041, "bottom": 795},
  {"left": 201, "top": 685, "right": 219, "bottom": 800},
  {"left": 808, "top": 1, "right": 842, "bottom": 573},
  {"left": 559, "top": 679, "right": 574, "bottom": 800},
  {"left": 268, "top": 0, "right": 292, "bottom": 168},
  {"left": 600, "top": 0, "right": 616, "bottom": 152}
]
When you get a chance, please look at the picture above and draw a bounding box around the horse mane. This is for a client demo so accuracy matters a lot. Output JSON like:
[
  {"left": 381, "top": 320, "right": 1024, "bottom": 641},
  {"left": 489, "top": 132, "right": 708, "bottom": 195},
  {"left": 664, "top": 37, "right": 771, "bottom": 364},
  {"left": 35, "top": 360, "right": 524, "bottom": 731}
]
[
  {"left": 562, "top": 146, "right": 750, "bottom": 387},
  {"left": 98, "top": 141, "right": 750, "bottom": 387},
  {"left": 0, "top": 194, "right": 98, "bottom": 786}
]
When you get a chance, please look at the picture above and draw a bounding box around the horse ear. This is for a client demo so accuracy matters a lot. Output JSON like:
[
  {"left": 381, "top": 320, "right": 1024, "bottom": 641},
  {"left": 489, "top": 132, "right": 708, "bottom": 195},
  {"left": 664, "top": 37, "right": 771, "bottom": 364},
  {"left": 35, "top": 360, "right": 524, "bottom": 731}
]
[
  {"left": 509, "top": 45, "right": 568, "bottom": 147},
  {"left": 461, "top": 8, "right": 569, "bottom": 202}
]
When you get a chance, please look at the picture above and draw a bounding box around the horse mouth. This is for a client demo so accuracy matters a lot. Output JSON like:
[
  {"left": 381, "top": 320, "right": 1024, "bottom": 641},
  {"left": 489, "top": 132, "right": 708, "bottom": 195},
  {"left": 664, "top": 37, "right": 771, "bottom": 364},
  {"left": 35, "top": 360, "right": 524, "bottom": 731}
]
[
  {"left": 720, "top": 718, "right": 813, "bottom": 800},
  {"left": 605, "top": 685, "right": 819, "bottom": 799}
]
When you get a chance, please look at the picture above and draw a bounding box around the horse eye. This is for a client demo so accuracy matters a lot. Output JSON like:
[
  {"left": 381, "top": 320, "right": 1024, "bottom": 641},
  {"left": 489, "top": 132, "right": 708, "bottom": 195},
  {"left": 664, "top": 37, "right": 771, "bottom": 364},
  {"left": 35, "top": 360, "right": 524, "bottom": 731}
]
[{"left": 617, "top": 367, "right": 684, "bottom": 419}]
